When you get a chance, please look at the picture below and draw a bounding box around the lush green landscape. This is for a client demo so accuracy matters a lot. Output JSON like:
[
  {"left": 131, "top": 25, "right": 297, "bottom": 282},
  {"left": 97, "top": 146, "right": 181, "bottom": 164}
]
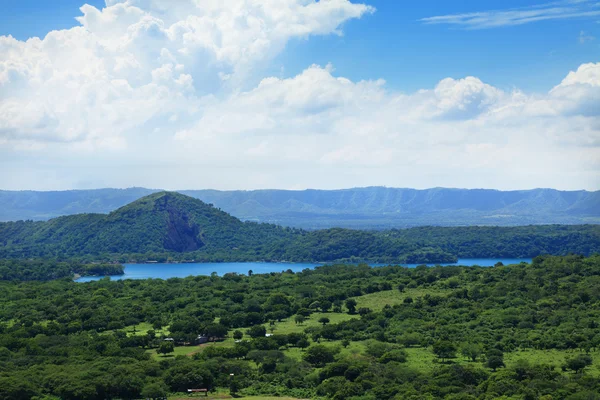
[
  {"left": 0, "top": 255, "right": 599, "bottom": 399},
  {"left": 0, "top": 192, "right": 599, "bottom": 399},
  {"left": 0, "top": 192, "right": 598, "bottom": 264}
]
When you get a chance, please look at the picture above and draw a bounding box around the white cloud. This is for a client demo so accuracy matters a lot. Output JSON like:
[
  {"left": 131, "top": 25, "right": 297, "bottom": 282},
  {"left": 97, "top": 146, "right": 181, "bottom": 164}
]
[
  {"left": 579, "top": 30, "right": 596, "bottom": 43},
  {"left": 0, "top": 0, "right": 598, "bottom": 191},
  {"left": 421, "top": 0, "right": 600, "bottom": 29},
  {"left": 0, "top": 0, "right": 373, "bottom": 148}
]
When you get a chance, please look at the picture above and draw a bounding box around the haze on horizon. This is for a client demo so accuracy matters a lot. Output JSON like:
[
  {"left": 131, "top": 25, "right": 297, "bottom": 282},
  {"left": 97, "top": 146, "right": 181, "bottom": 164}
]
[{"left": 0, "top": 0, "right": 599, "bottom": 192}]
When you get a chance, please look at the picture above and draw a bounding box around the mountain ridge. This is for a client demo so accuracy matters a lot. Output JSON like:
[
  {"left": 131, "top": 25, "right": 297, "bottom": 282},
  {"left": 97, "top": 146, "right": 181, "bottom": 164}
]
[
  {"left": 0, "top": 186, "right": 598, "bottom": 229},
  {"left": 1, "top": 191, "right": 598, "bottom": 262}
]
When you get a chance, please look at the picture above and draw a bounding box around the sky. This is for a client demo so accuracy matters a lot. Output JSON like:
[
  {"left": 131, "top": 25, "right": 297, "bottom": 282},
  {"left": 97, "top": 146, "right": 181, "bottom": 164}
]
[{"left": 0, "top": 0, "right": 599, "bottom": 191}]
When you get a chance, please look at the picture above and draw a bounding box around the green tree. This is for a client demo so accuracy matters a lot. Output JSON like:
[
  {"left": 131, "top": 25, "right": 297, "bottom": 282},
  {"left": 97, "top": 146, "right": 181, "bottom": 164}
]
[
  {"left": 433, "top": 341, "right": 457, "bottom": 362},
  {"left": 345, "top": 299, "right": 357, "bottom": 314},
  {"left": 247, "top": 325, "right": 267, "bottom": 338},
  {"left": 460, "top": 343, "right": 483, "bottom": 362},
  {"left": 303, "top": 344, "right": 337, "bottom": 367},
  {"left": 318, "top": 317, "right": 330, "bottom": 326},
  {"left": 486, "top": 356, "right": 505, "bottom": 371},
  {"left": 157, "top": 341, "right": 175, "bottom": 356},
  {"left": 564, "top": 354, "right": 593, "bottom": 374},
  {"left": 141, "top": 382, "right": 168, "bottom": 400},
  {"left": 298, "top": 337, "right": 310, "bottom": 351},
  {"left": 233, "top": 330, "right": 243, "bottom": 340}
]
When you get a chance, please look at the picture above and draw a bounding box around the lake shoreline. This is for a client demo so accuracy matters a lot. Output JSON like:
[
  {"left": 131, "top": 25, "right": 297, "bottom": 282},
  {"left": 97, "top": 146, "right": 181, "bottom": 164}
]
[{"left": 75, "top": 258, "right": 532, "bottom": 282}]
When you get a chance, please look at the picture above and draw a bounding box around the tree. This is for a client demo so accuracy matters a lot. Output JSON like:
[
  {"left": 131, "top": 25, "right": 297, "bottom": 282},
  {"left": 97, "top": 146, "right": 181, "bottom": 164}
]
[
  {"left": 152, "top": 320, "right": 163, "bottom": 330},
  {"left": 204, "top": 323, "right": 228, "bottom": 341},
  {"left": 233, "top": 330, "right": 243, "bottom": 340},
  {"left": 358, "top": 307, "right": 372, "bottom": 317},
  {"left": 295, "top": 315, "right": 306, "bottom": 325},
  {"left": 397, "top": 283, "right": 406, "bottom": 293},
  {"left": 564, "top": 354, "right": 593, "bottom": 374},
  {"left": 157, "top": 341, "right": 174, "bottom": 356},
  {"left": 460, "top": 343, "right": 483, "bottom": 362},
  {"left": 303, "top": 344, "right": 337, "bottom": 367},
  {"left": 229, "top": 375, "right": 239, "bottom": 397},
  {"left": 485, "top": 349, "right": 505, "bottom": 371},
  {"left": 164, "top": 363, "right": 214, "bottom": 392},
  {"left": 379, "top": 349, "right": 408, "bottom": 364},
  {"left": 486, "top": 356, "right": 505, "bottom": 371},
  {"left": 297, "top": 338, "right": 310, "bottom": 351},
  {"left": 319, "top": 317, "right": 330, "bottom": 326},
  {"left": 433, "top": 341, "right": 457, "bottom": 362},
  {"left": 345, "top": 299, "right": 357, "bottom": 314},
  {"left": 320, "top": 300, "right": 333, "bottom": 312},
  {"left": 247, "top": 325, "right": 267, "bottom": 338},
  {"left": 248, "top": 269, "right": 253, "bottom": 276},
  {"left": 141, "top": 382, "right": 168, "bottom": 400}
]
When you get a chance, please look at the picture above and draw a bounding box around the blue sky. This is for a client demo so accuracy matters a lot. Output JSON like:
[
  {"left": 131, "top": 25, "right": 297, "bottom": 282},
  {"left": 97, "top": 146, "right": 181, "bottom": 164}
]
[
  {"left": 0, "top": 1, "right": 598, "bottom": 191},
  {"left": 2, "top": 0, "right": 598, "bottom": 92}
]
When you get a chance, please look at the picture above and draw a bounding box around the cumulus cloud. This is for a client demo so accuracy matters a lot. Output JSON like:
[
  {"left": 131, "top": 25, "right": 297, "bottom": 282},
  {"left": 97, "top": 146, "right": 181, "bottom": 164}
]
[
  {"left": 0, "top": 0, "right": 373, "bottom": 147},
  {"left": 0, "top": 0, "right": 598, "bottom": 190}
]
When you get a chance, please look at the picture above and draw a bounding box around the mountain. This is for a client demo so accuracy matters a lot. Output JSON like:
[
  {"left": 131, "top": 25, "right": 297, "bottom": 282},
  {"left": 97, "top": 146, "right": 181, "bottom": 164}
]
[
  {"left": 0, "top": 187, "right": 598, "bottom": 229},
  {"left": 1, "top": 192, "right": 599, "bottom": 262},
  {"left": 0, "top": 192, "right": 295, "bottom": 258}
]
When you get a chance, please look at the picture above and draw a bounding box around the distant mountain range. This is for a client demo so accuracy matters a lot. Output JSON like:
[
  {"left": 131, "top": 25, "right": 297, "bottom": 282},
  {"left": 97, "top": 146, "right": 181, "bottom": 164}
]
[
  {"left": 0, "top": 187, "right": 598, "bottom": 229},
  {"left": 1, "top": 192, "right": 598, "bottom": 262}
]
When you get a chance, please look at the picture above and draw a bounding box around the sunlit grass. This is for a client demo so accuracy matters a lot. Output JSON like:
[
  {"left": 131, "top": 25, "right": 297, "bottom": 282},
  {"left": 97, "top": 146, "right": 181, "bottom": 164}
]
[
  {"left": 353, "top": 287, "right": 447, "bottom": 310},
  {"left": 261, "top": 312, "right": 356, "bottom": 335}
]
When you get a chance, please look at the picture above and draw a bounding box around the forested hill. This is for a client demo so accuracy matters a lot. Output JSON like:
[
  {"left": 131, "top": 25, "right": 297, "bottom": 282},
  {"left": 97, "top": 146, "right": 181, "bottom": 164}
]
[
  {"left": 0, "top": 192, "right": 599, "bottom": 263},
  {"left": 1, "top": 187, "right": 598, "bottom": 228}
]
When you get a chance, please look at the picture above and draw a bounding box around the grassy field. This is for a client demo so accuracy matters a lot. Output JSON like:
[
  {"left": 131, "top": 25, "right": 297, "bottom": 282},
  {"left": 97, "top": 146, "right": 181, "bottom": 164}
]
[
  {"left": 147, "top": 338, "right": 237, "bottom": 360},
  {"left": 261, "top": 312, "right": 356, "bottom": 335},
  {"left": 505, "top": 349, "right": 600, "bottom": 377},
  {"left": 169, "top": 389, "right": 307, "bottom": 400},
  {"left": 170, "top": 396, "right": 306, "bottom": 400},
  {"left": 139, "top": 294, "right": 599, "bottom": 380},
  {"left": 352, "top": 287, "right": 448, "bottom": 310},
  {"left": 126, "top": 321, "right": 170, "bottom": 336},
  {"left": 401, "top": 347, "right": 600, "bottom": 377}
]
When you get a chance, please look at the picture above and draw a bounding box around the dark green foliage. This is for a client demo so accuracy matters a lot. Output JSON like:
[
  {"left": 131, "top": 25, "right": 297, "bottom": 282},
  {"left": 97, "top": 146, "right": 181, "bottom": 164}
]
[
  {"left": 0, "top": 259, "right": 123, "bottom": 281},
  {"left": 157, "top": 341, "right": 174, "bottom": 356},
  {"left": 0, "top": 255, "right": 598, "bottom": 399},
  {"left": 0, "top": 192, "right": 455, "bottom": 263},
  {"left": 247, "top": 325, "right": 267, "bottom": 338},
  {"left": 564, "top": 354, "right": 593, "bottom": 373},
  {"left": 2, "top": 192, "right": 598, "bottom": 263},
  {"left": 433, "top": 341, "right": 458, "bottom": 361},
  {"left": 303, "top": 344, "right": 339, "bottom": 367}
]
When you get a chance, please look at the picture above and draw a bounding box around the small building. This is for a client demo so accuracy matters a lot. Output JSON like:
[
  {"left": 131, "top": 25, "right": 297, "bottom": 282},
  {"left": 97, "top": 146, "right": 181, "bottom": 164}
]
[{"left": 195, "top": 335, "right": 208, "bottom": 345}]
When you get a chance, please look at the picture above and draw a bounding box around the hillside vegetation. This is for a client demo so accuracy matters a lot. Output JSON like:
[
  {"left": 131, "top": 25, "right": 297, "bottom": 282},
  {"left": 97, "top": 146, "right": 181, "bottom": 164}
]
[
  {"left": 0, "top": 192, "right": 598, "bottom": 263},
  {"left": 0, "top": 256, "right": 598, "bottom": 399},
  {"left": 1, "top": 187, "right": 598, "bottom": 228}
]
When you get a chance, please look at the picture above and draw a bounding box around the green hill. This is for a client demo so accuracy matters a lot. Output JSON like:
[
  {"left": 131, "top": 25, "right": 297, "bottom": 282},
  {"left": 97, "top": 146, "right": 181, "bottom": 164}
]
[{"left": 0, "top": 192, "right": 598, "bottom": 263}]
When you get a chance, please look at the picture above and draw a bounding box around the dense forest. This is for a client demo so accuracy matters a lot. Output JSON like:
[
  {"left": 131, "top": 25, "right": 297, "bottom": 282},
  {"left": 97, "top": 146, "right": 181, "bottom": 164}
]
[
  {"left": 0, "top": 255, "right": 598, "bottom": 399},
  {"left": 0, "top": 260, "right": 123, "bottom": 281},
  {"left": 0, "top": 192, "right": 598, "bottom": 264}
]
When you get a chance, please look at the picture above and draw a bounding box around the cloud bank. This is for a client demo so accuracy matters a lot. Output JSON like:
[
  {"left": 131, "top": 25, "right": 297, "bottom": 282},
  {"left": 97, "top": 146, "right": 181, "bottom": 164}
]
[{"left": 0, "top": 0, "right": 598, "bottom": 190}]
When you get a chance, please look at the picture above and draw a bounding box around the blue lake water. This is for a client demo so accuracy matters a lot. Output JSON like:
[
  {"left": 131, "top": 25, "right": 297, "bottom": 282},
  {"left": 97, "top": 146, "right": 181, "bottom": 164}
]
[{"left": 75, "top": 258, "right": 532, "bottom": 282}]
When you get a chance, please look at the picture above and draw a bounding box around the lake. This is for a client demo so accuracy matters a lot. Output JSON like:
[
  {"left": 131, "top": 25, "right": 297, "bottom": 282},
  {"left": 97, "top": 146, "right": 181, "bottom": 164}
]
[{"left": 75, "top": 258, "right": 532, "bottom": 282}]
